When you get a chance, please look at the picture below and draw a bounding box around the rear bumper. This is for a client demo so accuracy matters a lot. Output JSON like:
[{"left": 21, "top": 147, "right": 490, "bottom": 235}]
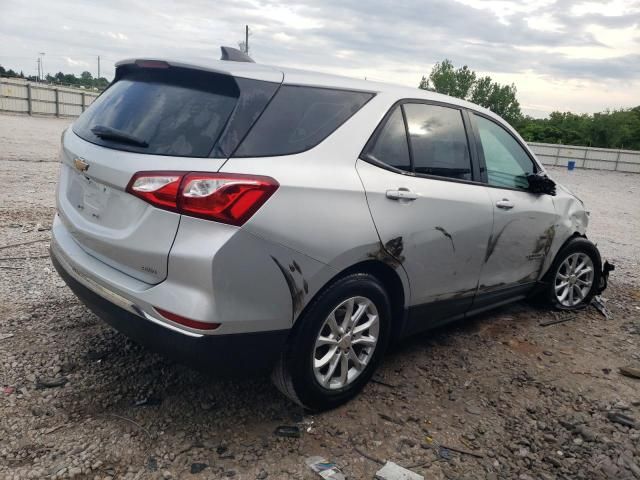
[{"left": 51, "top": 248, "right": 289, "bottom": 373}]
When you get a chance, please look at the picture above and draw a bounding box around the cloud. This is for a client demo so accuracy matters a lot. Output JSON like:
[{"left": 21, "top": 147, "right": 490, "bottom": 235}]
[{"left": 0, "top": 0, "right": 638, "bottom": 115}]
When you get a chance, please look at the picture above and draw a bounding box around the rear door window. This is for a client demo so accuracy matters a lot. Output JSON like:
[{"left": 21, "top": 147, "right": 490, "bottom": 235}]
[
  {"left": 73, "top": 67, "right": 277, "bottom": 158},
  {"left": 233, "top": 86, "right": 373, "bottom": 157},
  {"left": 363, "top": 107, "right": 411, "bottom": 172},
  {"left": 403, "top": 103, "right": 472, "bottom": 181}
]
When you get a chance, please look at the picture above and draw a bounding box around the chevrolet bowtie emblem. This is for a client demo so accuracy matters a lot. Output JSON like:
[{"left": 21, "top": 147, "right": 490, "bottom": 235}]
[{"left": 74, "top": 158, "right": 89, "bottom": 172}]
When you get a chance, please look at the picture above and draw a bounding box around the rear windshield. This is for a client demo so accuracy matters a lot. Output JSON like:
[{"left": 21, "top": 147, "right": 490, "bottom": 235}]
[
  {"left": 233, "top": 86, "right": 374, "bottom": 157},
  {"left": 73, "top": 67, "right": 266, "bottom": 158}
]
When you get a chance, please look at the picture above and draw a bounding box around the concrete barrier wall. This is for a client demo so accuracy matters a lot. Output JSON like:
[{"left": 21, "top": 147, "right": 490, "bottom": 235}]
[
  {"left": 530, "top": 142, "right": 640, "bottom": 174},
  {"left": 0, "top": 78, "right": 99, "bottom": 117}
]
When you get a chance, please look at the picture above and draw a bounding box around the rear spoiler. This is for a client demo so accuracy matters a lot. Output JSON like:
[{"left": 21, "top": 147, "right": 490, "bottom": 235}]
[{"left": 113, "top": 57, "right": 281, "bottom": 84}]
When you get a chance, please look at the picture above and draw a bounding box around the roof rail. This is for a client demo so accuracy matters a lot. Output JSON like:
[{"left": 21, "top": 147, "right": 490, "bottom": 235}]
[{"left": 220, "top": 46, "right": 255, "bottom": 63}]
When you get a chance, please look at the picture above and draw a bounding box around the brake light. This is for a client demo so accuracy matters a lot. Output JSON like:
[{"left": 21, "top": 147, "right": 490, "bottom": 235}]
[
  {"left": 155, "top": 307, "right": 220, "bottom": 331},
  {"left": 135, "top": 60, "right": 170, "bottom": 69},
  {"left": 126, "top": 172, "right": 279, "bottom": 226}
]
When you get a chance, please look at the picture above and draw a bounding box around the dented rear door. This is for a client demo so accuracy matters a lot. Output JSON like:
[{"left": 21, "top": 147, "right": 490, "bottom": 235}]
[{"left": 357, "top": 102, "right": 494, "bottom": 332}]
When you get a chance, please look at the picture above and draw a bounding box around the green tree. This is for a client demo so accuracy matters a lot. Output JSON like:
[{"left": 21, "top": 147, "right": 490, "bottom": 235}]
[{"left": 419, "top": 59, "right": 522, "bottom": 125}]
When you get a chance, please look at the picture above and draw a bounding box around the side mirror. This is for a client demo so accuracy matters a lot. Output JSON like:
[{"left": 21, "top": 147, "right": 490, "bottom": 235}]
[{"left": 526, "top": 173, "right": 556, "bottom": 196}]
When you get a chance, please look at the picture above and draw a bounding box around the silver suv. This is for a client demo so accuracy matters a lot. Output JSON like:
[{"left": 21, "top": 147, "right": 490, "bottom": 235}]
[{"left": 51, "top": 49, "right": 611, "bottom": 410}]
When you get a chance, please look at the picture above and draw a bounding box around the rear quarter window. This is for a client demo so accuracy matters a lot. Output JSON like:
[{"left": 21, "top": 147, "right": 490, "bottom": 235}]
[{"left": 233, "top": 86, "right": 374, "bottom": 157}]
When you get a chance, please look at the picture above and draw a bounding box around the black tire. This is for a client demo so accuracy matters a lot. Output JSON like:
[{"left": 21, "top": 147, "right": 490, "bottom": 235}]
[
  {"left": 271, "top": 273, "right": 391, "bottom": 411},
  {"left": 542, "top": 237, "right": 602, "bottom": 310}
]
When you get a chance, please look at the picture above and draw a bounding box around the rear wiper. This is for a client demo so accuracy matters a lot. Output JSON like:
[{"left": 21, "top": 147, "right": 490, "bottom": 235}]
[{"left": 90, "top": 125, "right": 149, "bottom": 148}]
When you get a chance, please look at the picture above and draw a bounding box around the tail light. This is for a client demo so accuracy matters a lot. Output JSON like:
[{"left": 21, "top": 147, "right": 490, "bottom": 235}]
[{"left": 126, "top": 172, "right": 278, "bottom": 226}]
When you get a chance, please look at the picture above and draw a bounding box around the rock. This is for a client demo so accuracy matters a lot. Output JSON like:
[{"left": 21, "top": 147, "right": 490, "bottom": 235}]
[
  {"left": 68, "top": 466, "right": 82, "bottom": 478},
  {"left": 607, "top": 412, "right": 637, "bottom": 428},
  {"left": 465, "top": 404, "right": 482, "bottom": 415},
  {"left": 619, "top": 365, "right": 640, "bottom": 380},
  {"left": 274, "top": 425, "right": 301, "bottom": 438},
  {"left": 576, "top": 425, "right": 597, "bottom": 442},
  {"left": 256, "top": 470, "right": 268, "bottom": 479},
  {"left": 398, "top": 437, "right": 417, "bottom": 448},
  {"left": 35, "top": 376, "right": 68, "bottom": 389},
  {"left": 375, "top": 461, "right": 424, "bottom": 480},
  {"left": 190, "top": 463, "right": 207, "bottom": 474}
]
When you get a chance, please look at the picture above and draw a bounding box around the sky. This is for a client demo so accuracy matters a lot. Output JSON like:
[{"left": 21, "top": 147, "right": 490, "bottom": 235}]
[{"left": 1, "top": 0, "right": 638, "bottom": 118}]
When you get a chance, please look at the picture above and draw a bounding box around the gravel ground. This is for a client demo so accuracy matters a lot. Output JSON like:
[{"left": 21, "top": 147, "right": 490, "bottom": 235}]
[{"left": 1, "top": 113, "right": 640, "bottom": 480}]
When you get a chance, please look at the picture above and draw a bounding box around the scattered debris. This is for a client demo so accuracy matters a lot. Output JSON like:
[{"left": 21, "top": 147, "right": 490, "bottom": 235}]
[
  {"left": 375, "top": 461, "right": 424, "bottom": 480},
  {"left": 44, "top": 425, "right": 66, "bottom": 435},
  {"left": 619, "top": 365, "right": 640, "bottom": 380},
  {"left": 3, "top": 386, "right": 15, "bottom": 395},
  {"left": 0, "top": 237, "right": 50, "bottom": 250},
  {"left": 379, "top": 413, "right": 404, "bottom": 425},
  {"left": 0, "top": 333, "right": 14, "bottom": 341},
  {"left": 134, "top": 396, "right": 162, "bottom": 407},
  {"left": 607, "top": 412, "right": 637, "bottom": 429},
  {"left": 540, "top": 314, "right": 578, "bottom": 327},
  {"left": 353, "top": 446, "right": 385, "bottom": 465},
  {"left": 372, "top": 376, "right": 397, "bottom": 388},
  {"left": 106, "top": 413, "right": 153, "bottom": 441},
  {"left": 274, "top": 425, "right": 301, "bottom": 438},
  {"left": 36, "top": 376, "right": 68, "bottom": 389},
  {"left": 305, "top": 456, "right": 346, "bottom": 480},
  {"left": 592, "top": 296, "right": 610, "bottom": 319}
]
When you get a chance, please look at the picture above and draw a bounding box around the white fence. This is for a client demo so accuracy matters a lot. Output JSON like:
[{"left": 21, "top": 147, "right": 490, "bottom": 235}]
[
  {"left": 0, "top": 78, "right": 99, "bottom": 117},
  {"left": 529, "top": 142, "right": 640, "bottom": 173}
]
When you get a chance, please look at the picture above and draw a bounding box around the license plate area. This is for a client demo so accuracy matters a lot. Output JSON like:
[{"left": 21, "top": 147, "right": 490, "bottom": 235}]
[{"left": 70, "top": 172, "right": 112, "bottom": 223}]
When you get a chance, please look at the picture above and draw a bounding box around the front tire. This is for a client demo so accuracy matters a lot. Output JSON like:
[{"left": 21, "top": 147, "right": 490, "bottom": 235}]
[
  {"left": 272, "top": 273, "right": 391, "bottom": 411},
  {"left": 543, "top": 237, "right": 602, "bottom": 310}
]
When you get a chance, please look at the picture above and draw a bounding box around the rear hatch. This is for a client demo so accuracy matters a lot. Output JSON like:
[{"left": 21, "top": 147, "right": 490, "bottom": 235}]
[{"left": 57, "top": 60, "right": 282, "bottom": 284}]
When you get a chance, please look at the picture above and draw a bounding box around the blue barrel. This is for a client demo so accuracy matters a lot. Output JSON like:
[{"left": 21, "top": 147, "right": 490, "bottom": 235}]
[{"left": 567, "top": 160, "right": 576, "bottom": 171}]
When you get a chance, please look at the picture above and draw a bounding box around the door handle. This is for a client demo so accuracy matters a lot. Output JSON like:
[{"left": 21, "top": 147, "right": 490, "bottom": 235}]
[
  {"left": 386, "top": 188, "right": 419, "bottom": 201},
  {"left": 496, "top": 199, "right": 515, "bottom": 210}
]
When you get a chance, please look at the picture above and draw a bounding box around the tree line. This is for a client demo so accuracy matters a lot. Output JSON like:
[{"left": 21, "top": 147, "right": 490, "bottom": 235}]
[
  {"left": 0, "top": 64, "right": 108, "bottom": 90},
  {"left": 420, "top": 60, "right": 640, "bottom": 151}
]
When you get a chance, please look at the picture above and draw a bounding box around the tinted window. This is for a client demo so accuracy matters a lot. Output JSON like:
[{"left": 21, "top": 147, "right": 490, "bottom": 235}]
[
  {"left": 234, "top": 86, "right": 373, "bottom": 157},
  {"left": 74, "top": 68, "right": 240, "bottom": 158},
  {"left": 403, "top": 104, "right": 472, "bottom": 180},
  {"left": 211, "top": 78, "right": 279, "bottom": 158},
  {"left": 364, "top": 107, "right": 411, "bottom": 171},
  {"left": 474, "top": 114, "right": 536, "bottom": 189}
]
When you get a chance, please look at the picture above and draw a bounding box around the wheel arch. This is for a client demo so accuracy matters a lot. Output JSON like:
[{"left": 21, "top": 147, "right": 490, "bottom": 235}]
[
  {"left": 541, "top": 231, "right": 587, "bottom": 281},
  {"left": 293, "top": 259, "right": 410, "bottom": 344}
]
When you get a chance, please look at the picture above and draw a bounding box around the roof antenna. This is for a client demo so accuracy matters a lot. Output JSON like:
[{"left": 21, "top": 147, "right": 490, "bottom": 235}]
[{"left": 220, "top": 46, "right": 255, "bottom": 63}]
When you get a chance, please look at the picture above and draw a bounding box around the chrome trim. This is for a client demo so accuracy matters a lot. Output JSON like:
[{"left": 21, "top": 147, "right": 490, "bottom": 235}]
[{"left": 51, "top": 240, "right": 205, "bottom": 338}]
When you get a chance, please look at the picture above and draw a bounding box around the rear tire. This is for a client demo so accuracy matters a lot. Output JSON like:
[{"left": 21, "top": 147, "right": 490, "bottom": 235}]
[
  {"left": 272, "top": 273, "right": 391, "bottom": 411},
  {"left": 542, "top": 237, "right": 601, "bottom": 310}
]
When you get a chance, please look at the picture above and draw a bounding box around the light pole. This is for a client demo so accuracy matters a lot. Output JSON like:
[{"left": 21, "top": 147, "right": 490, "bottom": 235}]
[{"left": 38, "top": 52, "right": 46, "bottom": 81}]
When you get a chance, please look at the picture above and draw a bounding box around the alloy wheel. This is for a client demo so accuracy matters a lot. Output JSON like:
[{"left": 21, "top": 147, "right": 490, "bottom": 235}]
[
  {"left": 312, "top": 296, "right": 380, "bottom": 390},
  {"left": 554, "top": 252, "right": 594, "bottom": 307}
]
